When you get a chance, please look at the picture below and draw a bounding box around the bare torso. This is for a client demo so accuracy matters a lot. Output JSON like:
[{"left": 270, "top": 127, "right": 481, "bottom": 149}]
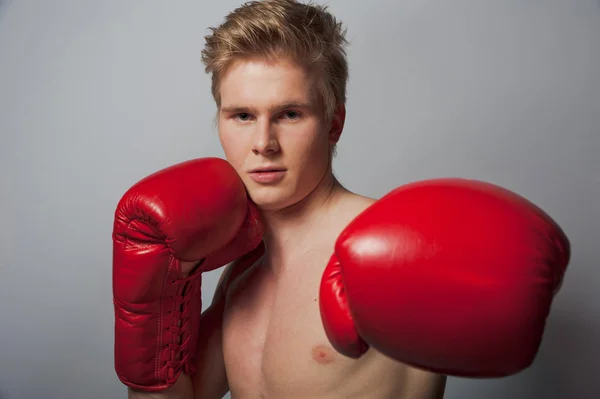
[{"left": 221, "top": 195, "right": 447, "bottom": 399}]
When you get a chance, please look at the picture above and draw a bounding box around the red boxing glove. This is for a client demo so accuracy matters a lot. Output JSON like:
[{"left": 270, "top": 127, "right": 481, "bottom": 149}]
[
  {"left": 112, "top": 158, "right": 263, "bottom": 391},
  {"left": 320, "top": 179, "right": 570, "bottom": 378}
]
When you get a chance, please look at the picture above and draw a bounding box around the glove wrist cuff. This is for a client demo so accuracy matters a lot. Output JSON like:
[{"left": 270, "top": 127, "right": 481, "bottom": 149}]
[{"left": 115, "top": 269, "right": 203, "bottom": 392}]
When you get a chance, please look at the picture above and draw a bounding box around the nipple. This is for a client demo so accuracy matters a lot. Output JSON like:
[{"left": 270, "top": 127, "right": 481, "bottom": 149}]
[{"left": 311, "top": 344, "right": 336, "bottom": 365}]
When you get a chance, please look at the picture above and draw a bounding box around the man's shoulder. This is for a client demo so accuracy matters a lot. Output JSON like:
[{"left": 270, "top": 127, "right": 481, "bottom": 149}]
[
  {"left": 213, "top": 244, "right": 265, "bottom": 302},
  {"left": 322, "top": 193, "right": 377, "bottom": 242},
  {"left": 337, "top": 193, "right": 377, "bottom": 222}
]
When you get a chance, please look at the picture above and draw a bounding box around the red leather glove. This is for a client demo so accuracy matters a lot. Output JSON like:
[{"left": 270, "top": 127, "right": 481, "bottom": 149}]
[
  {"left": 112, "top": 157, "right": 263, "bottom": 391},
  {"left": 320, "top": 178, "right": 570, "bottom": 378}
]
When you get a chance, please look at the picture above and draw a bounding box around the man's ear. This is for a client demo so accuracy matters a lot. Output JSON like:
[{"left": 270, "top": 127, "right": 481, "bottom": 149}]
[{"left": 328, "top": 104, "right": 346, "bottom": 144}]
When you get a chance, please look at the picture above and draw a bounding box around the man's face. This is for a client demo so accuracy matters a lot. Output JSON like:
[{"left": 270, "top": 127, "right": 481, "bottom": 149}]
[{"left": 218, "top": 58, "right": 339, "bottom": 211}]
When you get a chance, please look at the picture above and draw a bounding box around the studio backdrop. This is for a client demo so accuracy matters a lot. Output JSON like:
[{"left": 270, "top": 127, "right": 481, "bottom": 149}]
[{"left": 0, "top": 0, "right": 598, "bottom": 398}]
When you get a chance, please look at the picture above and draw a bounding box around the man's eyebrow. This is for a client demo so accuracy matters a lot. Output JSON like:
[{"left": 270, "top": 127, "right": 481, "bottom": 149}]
[
  {"left": 220, "top": 105, "right": 252, "bottom": 113},
  {"left": 220, "top": 102, "right": 313, "bottom": 113},
  {"left": 277, "top": 102, "right": 313, "bottom": 110}
]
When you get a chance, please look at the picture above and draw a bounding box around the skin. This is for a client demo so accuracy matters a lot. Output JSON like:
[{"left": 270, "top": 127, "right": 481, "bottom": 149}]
[{"left": 129, "top": 57, "right": 447, "bottom": 399}]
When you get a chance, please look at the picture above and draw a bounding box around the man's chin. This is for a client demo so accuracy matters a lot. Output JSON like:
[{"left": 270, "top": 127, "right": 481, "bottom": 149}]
[
  {"left": 250, "top": 198, "right": 287, "bottom": 212},
  {"left": 248, "top": 190, "right": 297, "bottom": 213}
]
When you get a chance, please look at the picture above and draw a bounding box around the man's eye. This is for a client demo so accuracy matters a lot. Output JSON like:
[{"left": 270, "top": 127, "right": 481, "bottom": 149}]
[
  {"left": 235, "top": 113, "right": 251, "bottom": 121},
  {"left": 283, "top": 111, "right": 300, "bottom": 119}
]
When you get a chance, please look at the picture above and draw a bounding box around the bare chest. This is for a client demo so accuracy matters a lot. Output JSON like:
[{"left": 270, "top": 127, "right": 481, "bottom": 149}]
[{"left": 222, "top": 248, "right": 356, "bottom": 397}]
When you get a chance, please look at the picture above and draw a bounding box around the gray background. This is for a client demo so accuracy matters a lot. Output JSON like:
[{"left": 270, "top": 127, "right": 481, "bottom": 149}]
[{"left": 1, "top": 0, "right": 598, "bottom": 398}]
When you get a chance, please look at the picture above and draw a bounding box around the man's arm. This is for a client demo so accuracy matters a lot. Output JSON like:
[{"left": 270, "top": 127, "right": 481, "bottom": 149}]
[
  {"left": 126, "top": 262, "right": 230, "bottom": 399},
  {"left": 128, "top": 247, "right": 260, "bottom": 399},
  {"left": 189, "top": 264, "right": 233, "bottom": 399},
  {"left": 127, "top": 377, "right": 194, "bottom": 399},
  {"left": 401, "top": 369, "right": 447, "bottom": 399}
]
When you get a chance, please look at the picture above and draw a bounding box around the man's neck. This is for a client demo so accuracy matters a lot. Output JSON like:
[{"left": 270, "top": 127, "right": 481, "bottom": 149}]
[{"left": 259, "top": 169, "right": 349, "bottom": 272}]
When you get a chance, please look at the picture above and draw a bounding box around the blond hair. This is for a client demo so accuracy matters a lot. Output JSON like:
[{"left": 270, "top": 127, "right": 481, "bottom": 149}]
[{"left": 201, "top": 0, "right": 349, "bottom": 123}]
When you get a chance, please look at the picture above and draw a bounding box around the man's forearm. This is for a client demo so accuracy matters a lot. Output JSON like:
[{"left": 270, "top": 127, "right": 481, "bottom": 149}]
[{"left": 128, "top": 375, "right": 194, "bottom": 399}]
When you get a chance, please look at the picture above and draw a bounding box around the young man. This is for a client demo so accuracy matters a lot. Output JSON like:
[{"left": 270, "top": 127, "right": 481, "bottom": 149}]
[{"left": 112, "top": 1, "right": 569, "bottom": 398}]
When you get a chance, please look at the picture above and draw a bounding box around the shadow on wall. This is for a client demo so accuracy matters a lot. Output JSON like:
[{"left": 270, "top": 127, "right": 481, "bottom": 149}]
[
  {"left": 446, "top": 306, "right": 597, "bottom": 399},
  {"left": 524, "top": 307, "right": 597, "bottom": 398}
]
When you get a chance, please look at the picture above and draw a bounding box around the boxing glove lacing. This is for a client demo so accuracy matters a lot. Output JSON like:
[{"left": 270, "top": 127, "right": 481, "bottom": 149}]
[{"left": 165, "top": 273, "right": 201, "bottom": 384}]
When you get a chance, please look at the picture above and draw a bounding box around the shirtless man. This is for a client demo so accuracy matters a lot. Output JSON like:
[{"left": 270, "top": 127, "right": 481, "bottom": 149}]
[{"left": 112, "top": 1, "right": 570, "bottom": 398}]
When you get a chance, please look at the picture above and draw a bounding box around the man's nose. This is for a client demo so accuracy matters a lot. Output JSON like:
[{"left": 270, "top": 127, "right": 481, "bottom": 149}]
[{"left": 252, "top": 120, "right": 280, "bottom": 155}]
